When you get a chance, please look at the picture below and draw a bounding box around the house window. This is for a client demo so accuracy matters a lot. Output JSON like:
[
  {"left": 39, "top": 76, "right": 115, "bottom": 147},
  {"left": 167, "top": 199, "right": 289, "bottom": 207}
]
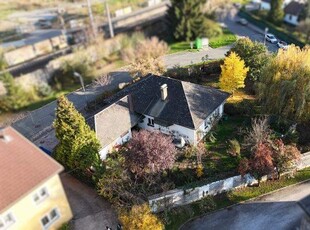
[
  {"left": 33, "top": 187, "right": 49, "bottom": 204},
  {"left": 147, "top": 118, "right": 154, "bottom": 127},
  {"left": 0, "top": 213, "right": 15, "bottom": 230},
  {"left": 289, "top": 15, "right": 292, "bottom": 20},
  {"left": 41, "top": 208, "right": 60, "bottom": 229}
]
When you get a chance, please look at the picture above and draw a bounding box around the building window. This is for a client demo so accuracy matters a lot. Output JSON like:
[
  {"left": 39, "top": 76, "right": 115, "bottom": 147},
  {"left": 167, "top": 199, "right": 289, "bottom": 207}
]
[
  {"left": 147, "top": 118, "right": 154, "bottom": 127},
  {"left": 41, "top": 208, "right": 60, "bottom": 229},
  {"left": 33, "top": 187, "right": 49, "bottom": 204},
  {"left": 0, "top": 213, "right": 15, "bottom": 229}
]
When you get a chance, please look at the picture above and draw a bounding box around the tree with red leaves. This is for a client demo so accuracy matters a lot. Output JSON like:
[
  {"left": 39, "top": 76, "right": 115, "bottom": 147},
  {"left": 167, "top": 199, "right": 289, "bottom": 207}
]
[
  {"left": 249, "top": 142, "right": 274, "bottom": 185},
  {"left": 272, "top": 139, "right": 301, "bottom": 178},
  {"left": 238, "top": 158, "right": 250, "bottom": 176},
  {"left": 125, "top": 130, "right": 176, "bottom": 177}
]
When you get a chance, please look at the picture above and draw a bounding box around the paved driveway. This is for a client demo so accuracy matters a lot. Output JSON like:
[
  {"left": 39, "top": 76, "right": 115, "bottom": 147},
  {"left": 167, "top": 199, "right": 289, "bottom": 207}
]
[
  {"left": 61, "top": 173, "right": 118, "bottom": 230},
  {"left": 181, "top": 180, "right": 310, "bottom": 230}
]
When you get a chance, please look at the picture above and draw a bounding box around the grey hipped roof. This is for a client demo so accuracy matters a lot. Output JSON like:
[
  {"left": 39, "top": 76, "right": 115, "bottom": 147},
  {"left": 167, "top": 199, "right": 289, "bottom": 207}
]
[
  {"left": 284, "top": 1, "right": 305, "bottom": 16},
  {"left": 97, "top": 75, "right": 230, "bottom": 131},
  {"left": 95, "top": 96, "right": 139, "bottom": 148}
]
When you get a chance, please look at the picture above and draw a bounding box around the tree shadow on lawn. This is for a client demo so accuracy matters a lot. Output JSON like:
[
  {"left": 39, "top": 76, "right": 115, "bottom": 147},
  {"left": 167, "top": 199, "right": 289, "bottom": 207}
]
[{"left": 203, "top": 116, "right": 251, "bottom": 175}]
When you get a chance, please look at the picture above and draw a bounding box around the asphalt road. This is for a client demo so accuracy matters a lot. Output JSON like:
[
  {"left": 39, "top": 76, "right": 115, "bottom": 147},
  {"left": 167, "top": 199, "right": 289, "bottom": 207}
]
[
  {"left": 181, "top": 180, "right": 310, "bottom": 230},
  {"left": 223, "top": 16, "right": 279, "bottom": 53}
]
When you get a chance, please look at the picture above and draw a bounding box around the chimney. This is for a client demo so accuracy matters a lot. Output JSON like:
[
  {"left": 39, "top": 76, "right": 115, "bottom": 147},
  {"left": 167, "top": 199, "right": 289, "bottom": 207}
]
[
  {"left": 0, "top": 128, "right": 11, "bottom": 143},
  {"left": 160, "top": 84, "right": 168, "bottom": 101},
  {"left": 127, "top": 94, "right": 134, "bottom": 113}
]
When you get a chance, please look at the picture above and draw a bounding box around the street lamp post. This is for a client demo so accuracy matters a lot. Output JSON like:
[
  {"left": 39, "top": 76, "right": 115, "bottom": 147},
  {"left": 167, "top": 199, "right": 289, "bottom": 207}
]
[
  {"left": 74, "top": 72, "right": 85, "bottom": 92},
  {"left": 264, "top": 27, "right": 269, "bottom": 45},
  {"left": 104, "top": 0, "right": 114, "bottom": 38}
]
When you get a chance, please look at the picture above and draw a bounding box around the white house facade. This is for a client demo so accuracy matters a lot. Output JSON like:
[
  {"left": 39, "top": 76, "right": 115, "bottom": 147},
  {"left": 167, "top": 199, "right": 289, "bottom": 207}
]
[
  {"left": 94, "top": 75, "right": 230, "bottom": 159},
  {"left": 138, "top": 114, "right": 196, "bottom": 145},
  {"left": 283, "top": 1, "right": 305, "bottom": 26}
]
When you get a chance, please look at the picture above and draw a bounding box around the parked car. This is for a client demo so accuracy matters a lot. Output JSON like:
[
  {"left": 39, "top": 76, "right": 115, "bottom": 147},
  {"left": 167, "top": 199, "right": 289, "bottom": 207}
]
[
  {"left": 237, "top": 18, "right": 248, "bottom": 26},
  {"left": 265, "top": 33, "right": 278, "bottom": 43},
  {"left": 277, "top": 40, "right": 288, "bottom": 50},
  {"left": 37, "top": 19, "right": 52, "bottom": 29}
]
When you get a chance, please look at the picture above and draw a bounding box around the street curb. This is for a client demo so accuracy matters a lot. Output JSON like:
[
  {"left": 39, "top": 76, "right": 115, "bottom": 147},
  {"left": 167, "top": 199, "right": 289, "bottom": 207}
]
[{"left": 178, "top": 176, "right": 310, "bottom": 230}]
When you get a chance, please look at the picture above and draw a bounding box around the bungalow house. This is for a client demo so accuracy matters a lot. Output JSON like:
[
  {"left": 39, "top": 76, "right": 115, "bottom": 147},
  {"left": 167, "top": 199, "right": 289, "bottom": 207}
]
[
  {"left": 0, "top": 127, "right": 72, "bottom": 230},
  {"left": 94, "top": 75, "right": 230, "bottom": 159},
  {"left": 284, "top": 1, "right": 306, "bottom": 25}
]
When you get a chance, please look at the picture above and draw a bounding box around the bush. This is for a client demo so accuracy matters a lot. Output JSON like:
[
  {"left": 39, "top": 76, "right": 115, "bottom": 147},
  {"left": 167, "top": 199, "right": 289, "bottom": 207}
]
[
  {"left": 224, "top": 100, "right": 258, "bottom": 116},
  {"left": 51, "top": 54, "right": 93, "bottom": 90},
  {"left": 183, "top": 146, "right": 196, "bottom": 158},
  {"left": 203, "top": 18, "right": 223, "bottom": 38},
  {"left": 35, "top": 82, "right": 52, "bottom": 97},
  {"left": 0, "top": 73, "right": 34, "bottom": 112},
  {"left": 198, "top": 195, "right": 217, "bottom": 212},
  {"left": 228, "top": 139, "right": 241, "bottom": 157}
]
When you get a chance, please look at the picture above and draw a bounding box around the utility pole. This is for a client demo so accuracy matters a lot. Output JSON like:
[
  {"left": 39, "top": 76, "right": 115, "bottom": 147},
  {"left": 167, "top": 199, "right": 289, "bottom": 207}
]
[
  {"left": 86, "top": 0, "right": 97, "bottom": 38},
  {"left": 105, "top": 0, "right": 114, "bottom": 38},
  {"left": 57, "top": 7, "right": 66, "bottom": 38}
]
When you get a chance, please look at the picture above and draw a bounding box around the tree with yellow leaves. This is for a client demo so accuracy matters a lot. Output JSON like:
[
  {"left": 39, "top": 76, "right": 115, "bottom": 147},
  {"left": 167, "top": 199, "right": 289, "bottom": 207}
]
[
  {"left": 257, "top": 45, "right": 310, "bottom": 122},
  {"left": 219, "top": 52, "right": 249, "bottom": 93},
  {"left": 120, "top": 204, "right": 163, "bottom": 230}
]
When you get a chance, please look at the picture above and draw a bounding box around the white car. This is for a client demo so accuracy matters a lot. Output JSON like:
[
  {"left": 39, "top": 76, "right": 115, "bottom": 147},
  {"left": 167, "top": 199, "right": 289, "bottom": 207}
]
[
  {"left": 277, "top": 41, "right": 288, "bottom": 50},
  {"left": 265, "top": 33, "right": 278, "bottom": 43},
  {"left": 238, "top": 18, "right": 248, "bottom": 26}
]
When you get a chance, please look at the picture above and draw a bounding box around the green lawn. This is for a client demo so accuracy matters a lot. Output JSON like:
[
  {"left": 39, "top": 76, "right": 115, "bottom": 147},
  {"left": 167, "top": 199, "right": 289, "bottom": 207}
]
[
  {"left": 163, "top": 167, "right": 310, "bottom": 230},
  {"left": 168, "top": 41, "right": 198, "bottom": 54},
  {"left": 209, "top": 29, "right": 237, "bottom": 48},
  {"left": 168, "top": 29, "right": 237, "bottom": 53},
  {"left": 204, "top": 116, "right": 249, "bottom": 177}
]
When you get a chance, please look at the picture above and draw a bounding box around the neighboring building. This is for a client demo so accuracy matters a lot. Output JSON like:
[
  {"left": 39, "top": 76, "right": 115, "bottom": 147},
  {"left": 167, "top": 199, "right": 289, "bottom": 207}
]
[
  {"left": 0, "top": 127, "right": 72, "bottom": 230},
  {"left": 260, "top": 0, "right": 293, "bottom": 10},
  {"left": 284, "top": 1, "right": 306, "bottom": 25},
  {"left": 94, "top": 75, "right": 230, "bottom": 159}
]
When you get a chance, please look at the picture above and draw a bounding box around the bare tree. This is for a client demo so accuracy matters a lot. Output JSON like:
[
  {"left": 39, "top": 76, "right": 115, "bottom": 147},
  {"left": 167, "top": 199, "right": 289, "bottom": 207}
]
[
  {"left": 93, "top": 74, "right": 111, "bottom": 87},
  {"left": 121, "top": 37, "right": 169, "bottom": 78},
  {"left": 243, "top": 117, "right": 272, "bottom": 151}
]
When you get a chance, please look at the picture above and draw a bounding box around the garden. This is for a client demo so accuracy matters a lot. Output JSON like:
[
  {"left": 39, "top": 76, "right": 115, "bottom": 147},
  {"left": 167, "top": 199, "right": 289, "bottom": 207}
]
[{"left": 50, "top": 34, "right": 310, "bottom": 229}]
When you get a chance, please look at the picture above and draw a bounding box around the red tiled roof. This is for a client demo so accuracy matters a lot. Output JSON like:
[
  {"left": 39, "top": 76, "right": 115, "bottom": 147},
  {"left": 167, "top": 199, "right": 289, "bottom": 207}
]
[{"left": 0, "top": 127, "right": 63, "bottom": 212}]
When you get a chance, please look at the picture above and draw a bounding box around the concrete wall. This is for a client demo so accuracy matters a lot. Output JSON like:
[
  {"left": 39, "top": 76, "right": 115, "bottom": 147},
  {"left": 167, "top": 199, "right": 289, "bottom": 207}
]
[
  {"left": 4, "top": 45, "right": 36, "bottom": 66},
  {"left": 113, "top": 2, "right": 168, "bottom": 28},
  {"left": 149, "top": 174, "right": 254, "bottom": 212},
  {"left": 1, "top": 174, "right": 72, "bottom": 230},
  {"left": 149, "top": 152, "right": 310, "bottom": 213},
  {"left": 4, "top": 35, "right": 67, "bottom": 67}
]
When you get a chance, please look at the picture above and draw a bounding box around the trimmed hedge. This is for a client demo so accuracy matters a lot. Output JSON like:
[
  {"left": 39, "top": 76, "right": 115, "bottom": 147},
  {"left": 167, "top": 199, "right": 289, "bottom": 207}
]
[{"left": 238, "top": 9, "right": 305, "bottom": 47}]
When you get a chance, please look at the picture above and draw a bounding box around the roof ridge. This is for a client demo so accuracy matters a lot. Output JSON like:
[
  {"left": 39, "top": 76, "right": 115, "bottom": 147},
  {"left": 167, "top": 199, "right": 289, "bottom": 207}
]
[{"left": 181, "top": 81, "right": 196, "bottom": 129}]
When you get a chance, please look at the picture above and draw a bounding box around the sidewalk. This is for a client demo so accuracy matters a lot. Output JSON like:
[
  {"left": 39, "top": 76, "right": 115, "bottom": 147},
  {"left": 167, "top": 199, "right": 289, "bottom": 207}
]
[{"left": 61, "top": 173, "right": 118, "bottom": 230}]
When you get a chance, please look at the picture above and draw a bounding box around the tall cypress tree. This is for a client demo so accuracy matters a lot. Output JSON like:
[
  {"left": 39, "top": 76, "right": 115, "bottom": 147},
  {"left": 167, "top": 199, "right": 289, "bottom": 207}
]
[
  {"left": 268, "top": 0, "right": 284, "bottom": 25},
  {"left": 167, "top": 0, "right": 205, "bottom": 42},
  {"left": 53, "top": 95, "right": 102, "bottom": 175}
]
